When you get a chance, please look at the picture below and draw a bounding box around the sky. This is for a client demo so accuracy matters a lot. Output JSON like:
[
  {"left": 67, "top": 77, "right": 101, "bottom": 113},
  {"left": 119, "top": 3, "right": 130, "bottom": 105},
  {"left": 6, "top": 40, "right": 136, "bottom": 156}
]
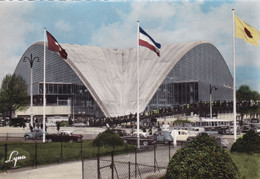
[{"left": 0, "top": 0, "right": 260, "bottom": 92}]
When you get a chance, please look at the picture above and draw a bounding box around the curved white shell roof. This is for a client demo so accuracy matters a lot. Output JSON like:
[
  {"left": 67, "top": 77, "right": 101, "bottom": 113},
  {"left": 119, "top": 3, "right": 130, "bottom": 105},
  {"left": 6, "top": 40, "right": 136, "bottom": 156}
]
[{"left": 60, "top": 41, "right": 209, "bottom": 117}]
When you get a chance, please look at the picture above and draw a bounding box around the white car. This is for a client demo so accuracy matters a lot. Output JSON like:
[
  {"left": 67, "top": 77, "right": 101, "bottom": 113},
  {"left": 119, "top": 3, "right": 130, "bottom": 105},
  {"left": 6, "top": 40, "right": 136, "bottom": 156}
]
[{"left": 170, "top": 129, "right": 196, "bottom": 142}]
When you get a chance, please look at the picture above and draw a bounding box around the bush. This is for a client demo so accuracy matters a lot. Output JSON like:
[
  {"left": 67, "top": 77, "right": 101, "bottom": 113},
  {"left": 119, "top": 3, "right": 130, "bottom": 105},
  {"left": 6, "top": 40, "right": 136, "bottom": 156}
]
[
  {"left": 92, "top": 129, "right": 124, "bottom": 147},
  {"left": 59, "top": 121, "right": 68, "bottom": 127},
  {"left": 166, "top": 133, "right": 239, "bottom": 179},
  {"left": 1, "top": 148, "right": 31, "bottom": 170},
  {"left": 231, "top": 129, "right": 260, "bottom": 154}
]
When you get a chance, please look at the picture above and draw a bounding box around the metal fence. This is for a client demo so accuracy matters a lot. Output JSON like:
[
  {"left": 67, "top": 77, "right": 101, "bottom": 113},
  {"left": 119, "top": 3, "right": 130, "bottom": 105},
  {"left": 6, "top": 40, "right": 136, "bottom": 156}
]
[
  {"left": 0, "top": 140, "right": 84, "bottom": 171},
  {"left": 82, "top": 144, "right": 178, "bottom": 179}
]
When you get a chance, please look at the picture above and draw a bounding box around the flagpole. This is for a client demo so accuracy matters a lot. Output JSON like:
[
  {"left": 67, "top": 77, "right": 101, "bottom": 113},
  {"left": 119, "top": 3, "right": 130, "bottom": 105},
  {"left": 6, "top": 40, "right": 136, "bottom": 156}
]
[
  {"left": 137, "top": 21, "right": 140, "bottom": 149},
  {"left": 232, "top": 9, "right": 237, "bottom": 141},
  {"left": 43, "top": 28, "right": 46, "bottom": 143}
]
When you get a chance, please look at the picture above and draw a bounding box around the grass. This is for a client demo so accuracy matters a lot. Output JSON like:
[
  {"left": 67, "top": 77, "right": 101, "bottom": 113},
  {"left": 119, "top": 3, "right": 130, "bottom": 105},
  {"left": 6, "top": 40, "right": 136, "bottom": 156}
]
[
  {"left": 0, "top": 141, "right": 135, "bottom": 171},
  {"left": 231, "top": 152, "right": 260, "bottom": 179}
]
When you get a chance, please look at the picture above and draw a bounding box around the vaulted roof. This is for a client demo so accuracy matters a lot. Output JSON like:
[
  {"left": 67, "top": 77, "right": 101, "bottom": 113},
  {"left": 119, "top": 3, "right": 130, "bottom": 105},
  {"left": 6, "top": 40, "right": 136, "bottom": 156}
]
[{"left": 58, "top": 41, "right": 209, "bottom": 117}]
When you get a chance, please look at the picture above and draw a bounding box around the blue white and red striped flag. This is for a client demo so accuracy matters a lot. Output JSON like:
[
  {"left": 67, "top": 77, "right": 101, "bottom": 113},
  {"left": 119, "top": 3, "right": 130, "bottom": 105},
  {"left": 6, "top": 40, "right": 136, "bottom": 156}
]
[{"left": 139, "top": 27, "right": 161, "bottom": 56}]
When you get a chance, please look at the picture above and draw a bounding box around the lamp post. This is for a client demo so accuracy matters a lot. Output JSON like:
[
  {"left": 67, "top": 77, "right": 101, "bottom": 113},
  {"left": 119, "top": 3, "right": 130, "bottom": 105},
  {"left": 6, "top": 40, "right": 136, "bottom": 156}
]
[
  {"left": 210, "top": 84, "right": 217, "bottom": 119},
  {"left": 23, "top": 54, "right": 40, "bottom": 127}
]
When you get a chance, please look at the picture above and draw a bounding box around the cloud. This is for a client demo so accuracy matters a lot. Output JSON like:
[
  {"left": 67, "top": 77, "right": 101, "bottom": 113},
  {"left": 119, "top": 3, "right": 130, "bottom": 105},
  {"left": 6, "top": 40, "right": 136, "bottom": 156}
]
[
  {"left": 55, "top": 20, "right": 72, "bottom": 32},
  {"left": 0, "top": 3, "right": 35, "bottom": 85},
  {"left": 89, "top": 1, "right": 260, "bottom": 91}
]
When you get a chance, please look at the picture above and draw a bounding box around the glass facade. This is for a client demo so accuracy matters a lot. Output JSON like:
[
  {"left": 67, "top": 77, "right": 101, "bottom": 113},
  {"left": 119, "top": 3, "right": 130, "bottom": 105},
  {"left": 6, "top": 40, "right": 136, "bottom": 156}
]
[
  {"left": 147, "top": 43, "right": 233, "bottom": 111},
  {"left": 15, "top": 43, "right": 104, "bottom": 118}
]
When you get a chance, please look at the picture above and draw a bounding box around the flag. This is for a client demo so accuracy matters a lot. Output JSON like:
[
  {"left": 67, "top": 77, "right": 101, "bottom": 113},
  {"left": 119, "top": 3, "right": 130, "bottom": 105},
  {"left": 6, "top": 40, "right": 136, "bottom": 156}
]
[
  {"left": 139, "top": 27, "right": 161, "bottom": 56},
  {"left": 235, "top": 14, "right": 260, "bottom": 46},
  {"left": 46, "top": 31, "right": 68, "bottom": 59}
]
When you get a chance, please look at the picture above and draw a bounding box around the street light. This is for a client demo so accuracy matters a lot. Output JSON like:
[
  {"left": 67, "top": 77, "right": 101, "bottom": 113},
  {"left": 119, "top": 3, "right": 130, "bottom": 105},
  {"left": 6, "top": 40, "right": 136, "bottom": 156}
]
[
  {"left": 210, "top": 84, "right": 217, "bottom": 119},
  {"left": 23, "top": 54, "right": 40, "bottom": 127}
]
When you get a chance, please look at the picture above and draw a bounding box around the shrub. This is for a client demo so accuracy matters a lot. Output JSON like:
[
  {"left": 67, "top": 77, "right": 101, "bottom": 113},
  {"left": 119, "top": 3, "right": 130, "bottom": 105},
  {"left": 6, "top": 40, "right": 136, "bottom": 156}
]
[
  {"left": 92, "top": 129, "right": 124, "bottom": 147},
  {"left": 231, "top": 129, "right": 260, "bottom": 154},
  {"left": 166, "top": 133, "right": 239, "bottom": 179},
  {"left": 1, "top": 148, "right": 31, "bottom": 170}
]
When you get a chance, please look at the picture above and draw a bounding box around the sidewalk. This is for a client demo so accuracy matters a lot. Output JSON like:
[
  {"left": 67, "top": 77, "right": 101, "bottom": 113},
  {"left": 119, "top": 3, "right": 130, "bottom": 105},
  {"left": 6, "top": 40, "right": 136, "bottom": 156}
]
[{"left": 0, "top": 161, "right": 82, "bottom": 179}]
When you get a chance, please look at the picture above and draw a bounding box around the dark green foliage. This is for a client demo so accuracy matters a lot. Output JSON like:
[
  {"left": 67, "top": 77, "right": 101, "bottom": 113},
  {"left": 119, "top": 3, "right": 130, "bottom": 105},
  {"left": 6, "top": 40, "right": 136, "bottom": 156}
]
[
  {"left": 166, "top": 133, "right": 239, "bottom": 179},
  {"left": 231, "top": 129, "right": 260, "bottom": 154},
  {"left": 0, "top": 74, "right": 28, "bottom": 120},
  {"left": 10, "top": 118, "right": 24, "bottom": 127},
  {"left": 237, "top": 85, "right": 260, "bottom": 102},
  {"left": 92, "top": 129, "right": 124, "bottom": 147}
]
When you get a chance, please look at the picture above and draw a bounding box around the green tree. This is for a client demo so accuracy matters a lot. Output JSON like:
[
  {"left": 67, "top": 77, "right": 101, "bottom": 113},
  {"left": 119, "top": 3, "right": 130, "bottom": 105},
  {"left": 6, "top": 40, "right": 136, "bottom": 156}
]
[
  {"left": 237, "top": 85, "right": 260, "bottom": 102},
  {"left": 166, "top": 133, "right": 239, "bottom": 179},
  {"left": 0, "top": 74, "right": 28, "bottom": 120},
  {"left": 237, "top": 85, "right": 260, "bottom": 122},
  {"left": 231, "top": 129, "right": 260, "bottom": 154}
]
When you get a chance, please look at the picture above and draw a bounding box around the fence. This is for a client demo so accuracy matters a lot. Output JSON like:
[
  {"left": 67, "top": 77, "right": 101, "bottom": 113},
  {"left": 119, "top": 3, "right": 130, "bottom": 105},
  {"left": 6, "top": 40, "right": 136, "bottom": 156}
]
[
  {"left": 0, "top": 140, "right": 84, "bottom": 171},
  {"left": 82, "top": 143, "right": 178, "bottom": 179}
]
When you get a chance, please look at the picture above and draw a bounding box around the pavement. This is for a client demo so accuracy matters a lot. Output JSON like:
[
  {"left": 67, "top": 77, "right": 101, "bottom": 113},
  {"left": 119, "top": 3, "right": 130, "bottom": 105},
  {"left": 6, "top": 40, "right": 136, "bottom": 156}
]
[{"left": 0, "top": 161, "right": 82, "bottom": 179}]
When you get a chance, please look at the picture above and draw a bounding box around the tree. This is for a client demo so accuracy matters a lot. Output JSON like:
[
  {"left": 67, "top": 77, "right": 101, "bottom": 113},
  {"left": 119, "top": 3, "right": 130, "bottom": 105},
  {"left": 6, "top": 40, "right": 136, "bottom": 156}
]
[
  {"left": 0, "top": 74, "right": 28, "bottom": 120},
  {"left": 237, "top": 85, "right": 260, "bottom": 102},
  {"left": 166, "top": 133, "right": 239, "bottom": 179},
  {"left": 231, "top": 129, "right": 260, "bottom": 154},
  {"left": 236, "top": 85, "right": 260, "bottom": 123}
]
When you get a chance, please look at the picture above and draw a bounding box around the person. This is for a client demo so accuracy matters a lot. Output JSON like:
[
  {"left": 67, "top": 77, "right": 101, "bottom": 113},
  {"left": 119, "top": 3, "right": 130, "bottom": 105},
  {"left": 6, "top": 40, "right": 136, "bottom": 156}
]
[
  {"left": 57, "top": 122, "right": 60, "bottom": 131},
  {"left": 41, "top": 123, "right": 43, "bottom": 129},
  {"left": 29, "top": 124, "right": 33, "bottom": 132},
  {"left": 130, "top": 127, "right": 134, "bottom": 134},
  {"left": 148, "top": 128, "right": 152, "bottom": 135}
]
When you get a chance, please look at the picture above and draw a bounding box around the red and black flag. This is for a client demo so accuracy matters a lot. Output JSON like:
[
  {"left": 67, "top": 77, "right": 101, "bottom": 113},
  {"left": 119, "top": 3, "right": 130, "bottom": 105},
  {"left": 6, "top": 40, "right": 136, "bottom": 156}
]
[{"left": 46, "top": 31, "right": 68, "bottom": 59}]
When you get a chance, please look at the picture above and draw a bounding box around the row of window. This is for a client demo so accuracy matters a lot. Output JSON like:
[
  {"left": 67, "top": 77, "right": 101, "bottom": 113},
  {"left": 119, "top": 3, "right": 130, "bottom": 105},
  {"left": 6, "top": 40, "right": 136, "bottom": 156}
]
[{"left": 149, "top": 82, "right": 199, "bottom": 107}]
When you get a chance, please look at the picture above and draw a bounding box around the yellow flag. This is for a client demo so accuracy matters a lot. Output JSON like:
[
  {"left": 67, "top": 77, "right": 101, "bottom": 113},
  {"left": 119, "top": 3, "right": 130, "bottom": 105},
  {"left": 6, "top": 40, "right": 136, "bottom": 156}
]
[{"left": 235, "top": 14, "right": 260, "bottom": 46}]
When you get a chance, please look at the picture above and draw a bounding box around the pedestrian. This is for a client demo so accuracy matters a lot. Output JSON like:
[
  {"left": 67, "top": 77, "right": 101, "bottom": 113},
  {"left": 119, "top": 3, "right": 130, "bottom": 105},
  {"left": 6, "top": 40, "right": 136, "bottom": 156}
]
[
  {"left": 41, "top": 123, "right": 43, "bottom": 129},
  {"left": 57, "top": 122, "right": 60, "bottom": 131},
  {"left": 148, "top": 128, "right": 152, "bottom": 135},
  {"left": 29, "top": 124, "right": 33, "bottom": 132}
]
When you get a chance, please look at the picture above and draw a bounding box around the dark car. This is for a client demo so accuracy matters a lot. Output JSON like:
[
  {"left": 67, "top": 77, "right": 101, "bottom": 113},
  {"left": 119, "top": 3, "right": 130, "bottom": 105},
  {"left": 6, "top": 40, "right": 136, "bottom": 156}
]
[
  {"left": 241, "top": 125, "right": 251, "bottom": 133},
  {"left": 122, "top": 132, "right": 156, "bottom": 146},
  {"left": 153, "top": 131, "right": 173, "bottom": 144},
  {"left": 111, "top": 129, "right": 127, "bottom": 136},
  {"left": 46, "top": 131, "right": 83, "bottom": 142},
  {"left": 24, "top": 129, "right": 43, "bottom": 139}
]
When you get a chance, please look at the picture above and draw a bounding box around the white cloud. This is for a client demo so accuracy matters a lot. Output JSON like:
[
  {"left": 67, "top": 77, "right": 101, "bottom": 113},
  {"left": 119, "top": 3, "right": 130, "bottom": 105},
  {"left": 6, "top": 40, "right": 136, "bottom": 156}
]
[
  {"left": 55, "top": 20, "right": 72, "bottom": 32},
  {"left": 89, "top": 1, "right": 260, "bottom": 91},
  {"left": 0, "top": 3, "right": 34, "bottom": 85}
]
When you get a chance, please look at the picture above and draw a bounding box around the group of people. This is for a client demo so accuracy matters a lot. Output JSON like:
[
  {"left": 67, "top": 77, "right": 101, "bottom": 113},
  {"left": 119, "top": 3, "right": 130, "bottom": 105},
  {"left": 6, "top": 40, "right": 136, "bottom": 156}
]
[
  {"left": 29, "top": 123, "right": 47, "bottom": 132},
  {"left": 72, "top": 100, "right": 260, "bottom": 127}
]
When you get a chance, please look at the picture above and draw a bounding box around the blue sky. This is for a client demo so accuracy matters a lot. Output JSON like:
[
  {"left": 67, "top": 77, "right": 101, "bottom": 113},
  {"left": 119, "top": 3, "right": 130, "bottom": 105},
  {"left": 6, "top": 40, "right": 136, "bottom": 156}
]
[{"left": 0, "top": 0, "right": 260, "bottom": 92}]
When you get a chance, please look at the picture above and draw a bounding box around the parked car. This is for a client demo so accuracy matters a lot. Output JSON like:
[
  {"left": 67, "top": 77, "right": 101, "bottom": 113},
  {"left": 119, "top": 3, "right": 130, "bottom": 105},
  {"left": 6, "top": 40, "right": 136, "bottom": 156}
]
[
  {"left": 255, "top": 128, "right": 260, "bottom": 134},
  {"left": 213, "top": 136, "right": 229, "bottom": 149},
  {"left": 153, "top": 131, "right": 173, "bottom": 144},
  {"left": 170, "top": 129, "right": 196, "bottom": 142},
  {"left": 24, "top": 129, "right": 43, "bottom": 139},
  {"left": 241, "top": 125, "right": 251, "bottom": 133},
  {"left": 111, "top": 129, "right": 128, "bottom": 136},
  {"left": 122, "top": 132, "right": 156, "bottom": 146},
  {"left": 46, "top": 131, "right": 83, "bottom": 142},
  {"left": 225, "top": 127, "right": 241, "bottom": 135}
]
